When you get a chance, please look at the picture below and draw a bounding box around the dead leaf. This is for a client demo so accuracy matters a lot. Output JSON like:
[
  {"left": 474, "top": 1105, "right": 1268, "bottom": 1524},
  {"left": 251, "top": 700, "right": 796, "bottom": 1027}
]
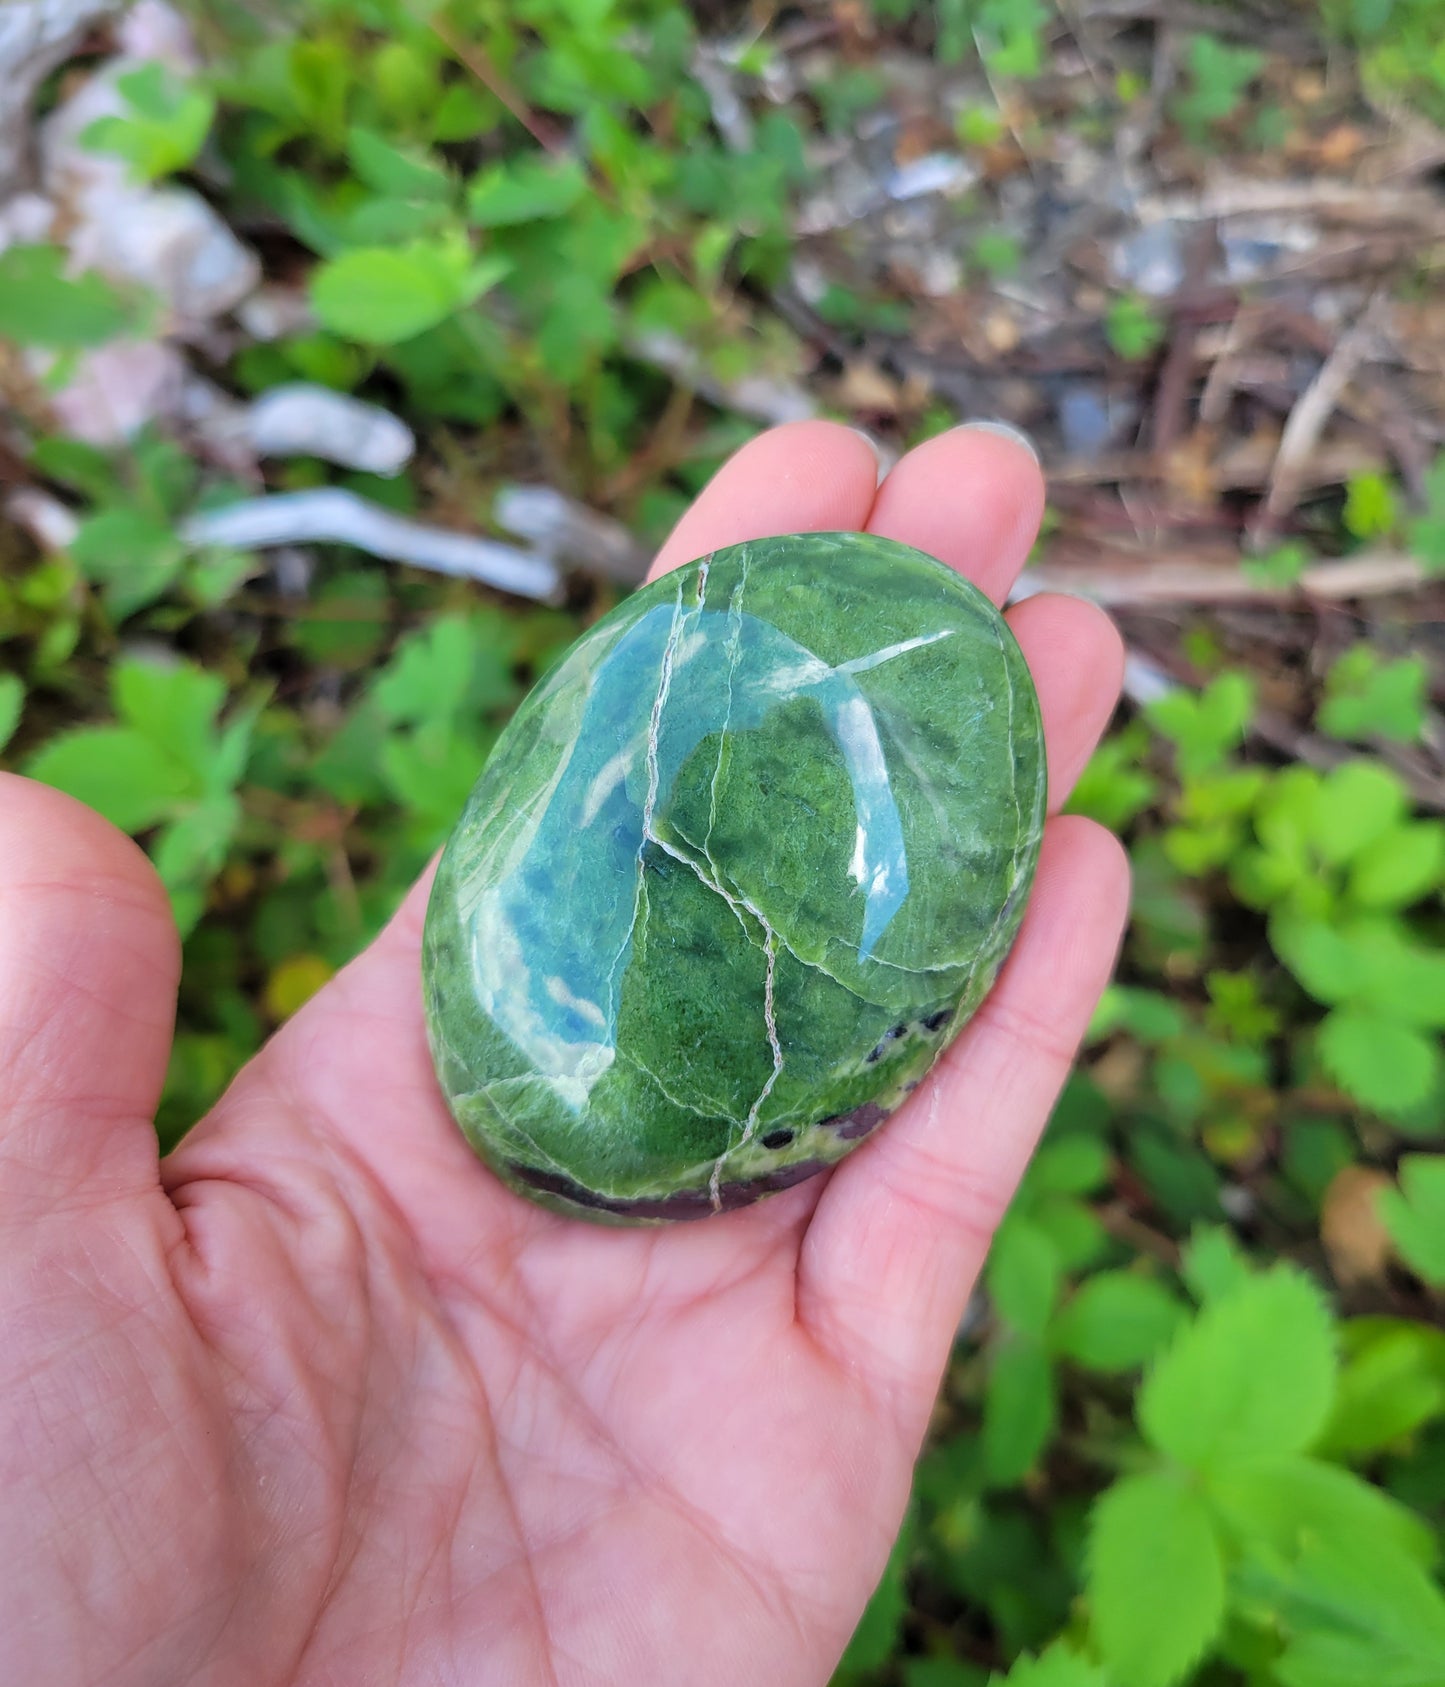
[
  {"left": 1321, "top": 1165, "right": 1394, "bottom": 1286},
  {"left": 1162, "top": 434, "right": 1219, "bottom": 506},
  {"left": 983, "top": 309, "right": 1021, "bottom": 354},
  {"left": 1317, "top": 124, "right": 1367, "bottom": 169},
  {"left": 836, "top": 360, "right": 905, "bottom": 414}
]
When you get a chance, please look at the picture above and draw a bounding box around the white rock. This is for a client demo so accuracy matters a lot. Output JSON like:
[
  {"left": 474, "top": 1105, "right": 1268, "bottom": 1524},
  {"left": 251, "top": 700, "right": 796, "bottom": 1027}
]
[
  {"left": 47, "top": 338, "right": 188, "bottom": 444},
  {"left": 0, "top": 0, "right": 120, "bottom": 192},
  {"left": 244, "top": 384, "right": 416, "bottom": 476},
  {"left": 6, "top": 488, "right": 80, "bottom": 552},
  {"left": 115, "top": 0, "right": 197, "bottom": 69},
  {"left": 183, "top": 489, "right": 562, "bottom": 601},
  {"left": 40, "top": 53, "right": 259, "bottom": 325},
  {"left": 235, "top": 285, "right": 315, "bottom": 342},
  {"left": 0, "top": 190, "right": 56, "bottom": 251}
]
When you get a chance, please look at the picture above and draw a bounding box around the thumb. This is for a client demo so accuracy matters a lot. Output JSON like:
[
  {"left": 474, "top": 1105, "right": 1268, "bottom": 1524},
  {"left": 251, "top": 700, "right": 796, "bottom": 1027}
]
[{"left": 0, "top": 774, "right": 179, "bottom": 1214}]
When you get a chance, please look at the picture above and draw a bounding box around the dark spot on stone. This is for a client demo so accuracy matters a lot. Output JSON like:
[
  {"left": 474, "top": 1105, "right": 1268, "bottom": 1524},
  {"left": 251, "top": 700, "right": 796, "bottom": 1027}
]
[
  {"left": 820, "top": 1101, "right": 890, "bottom": 1141},
  {"left": 762, "top": 1128, "right": 795, "bottom": 1150},
  {"left": 902, "top": 1079, "right": 920, "bottom": 1094},
  {"left": 922, "top": 1008, "right": 952, "bottom": 1033},
  {"left": 865, "top": 1023, "right": 911, "bottom": 1064},
  {"left": 510, "top": 1158, "right": 829, "bottom": 1222}
]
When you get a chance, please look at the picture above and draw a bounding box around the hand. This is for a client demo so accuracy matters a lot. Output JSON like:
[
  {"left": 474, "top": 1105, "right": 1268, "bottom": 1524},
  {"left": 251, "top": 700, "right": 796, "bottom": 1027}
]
[{"left": 0, "top": 422, "right": 1127, "bottom": 1687}]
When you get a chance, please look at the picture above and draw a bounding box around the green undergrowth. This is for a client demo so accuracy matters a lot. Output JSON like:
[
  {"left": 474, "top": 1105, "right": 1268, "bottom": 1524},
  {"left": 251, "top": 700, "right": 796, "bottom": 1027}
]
[{"left": 1, "top": 1, "right": 1442, "bottom": 1683}]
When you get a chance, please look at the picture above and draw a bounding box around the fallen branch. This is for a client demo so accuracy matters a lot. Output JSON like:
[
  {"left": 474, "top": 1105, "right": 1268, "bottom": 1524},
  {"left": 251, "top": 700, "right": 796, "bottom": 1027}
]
[
  {"left": 182, "top": 489, "right": 561, "bottom": 601},
  {"left": 1019, "top": 548, "right": 1426, "bottom": 606}
]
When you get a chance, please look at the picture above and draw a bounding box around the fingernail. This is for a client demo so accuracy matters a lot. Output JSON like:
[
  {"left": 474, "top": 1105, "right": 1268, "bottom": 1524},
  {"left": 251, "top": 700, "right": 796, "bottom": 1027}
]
[
  {"left": 849, "top": 427, "right": 888, "bottom": 485},
  {"left": 959, "top": 419, "right": 1039, "bottom": 462}
]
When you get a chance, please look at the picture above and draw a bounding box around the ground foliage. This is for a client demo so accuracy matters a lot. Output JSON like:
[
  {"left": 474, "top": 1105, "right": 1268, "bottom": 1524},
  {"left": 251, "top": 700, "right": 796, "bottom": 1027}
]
[{"left": 1, "top": 0, "right": 1443, "bottom": 1682}]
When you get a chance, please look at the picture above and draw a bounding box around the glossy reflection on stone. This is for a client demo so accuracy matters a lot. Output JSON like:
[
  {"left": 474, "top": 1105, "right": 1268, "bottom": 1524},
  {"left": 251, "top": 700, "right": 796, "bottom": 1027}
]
[{"left": 422, "top": 531, "right": 1047, "bottom": 1223}]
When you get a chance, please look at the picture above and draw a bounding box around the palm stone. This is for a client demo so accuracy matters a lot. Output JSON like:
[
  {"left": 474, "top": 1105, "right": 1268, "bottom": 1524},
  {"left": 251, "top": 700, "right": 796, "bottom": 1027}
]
[{"left": 422, "top": 531, "right": 1046, "bottom": 1223}]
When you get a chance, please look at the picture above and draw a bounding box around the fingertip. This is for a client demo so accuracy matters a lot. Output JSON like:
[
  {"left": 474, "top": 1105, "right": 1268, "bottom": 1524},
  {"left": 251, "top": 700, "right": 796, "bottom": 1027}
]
[
  {"left": 868, "top": 424, "right": 1046, "bottom": 603},
  {"left": 649, "top": 420, "right": 882, "bottom": 579},
  {"left": 0, "top": 773, "right": 177, "bottom": 1204},
  {"left": 1030, "top": 813, "right": 1132, "bottom": 955},
  {"left": 1004, "top": 593, "right": 1126, "bottom": 808},
  {"left": 0, "top": 772, "right": 180, "bottom": 972}
]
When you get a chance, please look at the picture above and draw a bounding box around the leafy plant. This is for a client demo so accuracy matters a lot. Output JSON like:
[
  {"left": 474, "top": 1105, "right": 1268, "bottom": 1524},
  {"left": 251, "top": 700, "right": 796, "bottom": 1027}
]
[
  {"left": 80, "top": 60, "right": 217, "bottom": 181},
  {"left": 1171, "top": 35, "right": 1265, "bottom": 141},
  {"left": 310, "top": 234, "right": 509, "bottom": 345},
  {"left": 0, "top": 244, "right": 148, "bottom": 350},
  {"left": 25, "top": 656, "right": 260, "bottom": 933},
  {"left": 1084, "top": 1253, "right": 1442, "bottom": 1687},
  {"left": 1319, "top": 646, "right": 1428, "bottom": 743},
  {"left": 1379, "top": 1157, "right": 1445, "bottom": 1286},
  {"left": 1342, "top": 468, "right": 1398, "bottom": 540},
  {"left": 1105, "top": 294, "right": 1165, "bottom": 362}
]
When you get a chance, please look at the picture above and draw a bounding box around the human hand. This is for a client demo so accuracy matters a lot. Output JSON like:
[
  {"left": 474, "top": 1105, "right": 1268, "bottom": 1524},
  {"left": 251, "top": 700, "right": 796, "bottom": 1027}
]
[{"left": 0, "top": 421, "right": 1127, "bottom": 1687}]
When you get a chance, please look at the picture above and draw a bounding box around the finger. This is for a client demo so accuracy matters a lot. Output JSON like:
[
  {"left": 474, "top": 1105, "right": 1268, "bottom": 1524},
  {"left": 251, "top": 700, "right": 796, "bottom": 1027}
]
[
  {"left": 866, "top": 424, "right": 1045, "bottom": 604},
  {"left": 0, "top": 774, "right": 178, "bottom": 1211},
  {"left": 1007, "top": 594, "right": 1124, "bottom": 808},
  {"left": 796, "top": 816, "right": 1129, "bottom": 1414},
  {"left": 649, "top": 420, "right": 880, "bottom": 580}
]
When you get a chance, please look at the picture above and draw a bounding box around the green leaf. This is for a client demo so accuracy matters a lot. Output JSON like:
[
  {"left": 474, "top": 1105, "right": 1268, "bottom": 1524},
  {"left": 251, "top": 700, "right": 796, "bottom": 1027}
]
[
  {"left": 1349, "top": 823, "right": 1445, "bottom": 909},
  {"left": 1051, "top": 1272, "right": 1186, "bottom": 1373},
  {"left": 1105, "top": 292, "right": 1165, "bottom": 361},
  {"left": 71, "top": 506, "right": 187, "bottom": 618},
  {"left": 113, "top": 658, "right": 226, "bottom": 777},
  {"left": 1087, "top": 1469, "right": 1227, "bottom": 1687},
  {"left": 0, "top": 673, "right": 23, "bottom": 755},
  {"left": 1272, "top": 914, "right": 1445, "bottom": 1028},
  {"left": 1320, "top": 1318, "right": 1445, "bottom": 1461},
  {"left": 1145, "top": 673, "right": 1253, "bottom": 777},
  {"left": 293, "top": 569, "right": 390, "bottom": 666},
  {"left": 1209, "top": 1454, "right": 1436, "bottom": 1571},
  {"left": 1380, "top": 1156, "right": 1445, "bottom": 1286},
  {"left": 1025, "top": 1133, "right": 1111, "bottom": 1197},
  {"left": 1343, "top": 471, "right": 1397, "bottom": 540},
  {"left": 909, "top": 1661, "right": 989, "bottom": 1687},
  {"left": 0, "top": 244, "right": 140, "bottom": 349},
  {"left": 1320, "top": 647, "right": 1427, "bottom": 744},
  {"left": 1243, "top": 540, "right": 1310, "bottom": 589},
  {"left": 79, "top": 61, "right": 215, "bottom": 181},
  {"left": 1306, "top": 760, "right": 1408, "bottom": 865},
  {"left": 28, "top": 436, "right": 121, "bottom": 501},
  {"left": 987, "top": 1216, "right": 1062, "bottom": 1337},
  {"left": 1318, "top": 1010, "right": 1440, "bottom": 1117},
  {"left": 379, "top": 721, "right": 491, "bottom": 834},
  {"left": 372, "top": 611, "right": 517, "bottom": 726},
  {"left": 310, "top": 236, "right": 507, "bottom": 345},
  {"left": 153, "top": 796, "right": 240, "bottom": 888},
  {"left": 982, "top": 1335, "right": 1056, "bottom": 1486},
  {"left": 1261, "top": 1536, "right": 1445, "bottom": 1687},
  {"left": 1031, "top": 1194, "right": 1110, "bottom": 1273},
  {"left": 1139, "top": 1268, "right": 1337, "bottom": 1469},
  {"left": 1172, "top": 34, "right": 1263, "bottom": 139},
  {"left": 1067, "top": 728, "right": 1158, "bottom": 831},
  {"left": 993, "top": 1643, "right": 1111, "bottom": 1687},
  {"left": 346, "top": 125, "right": 452, "bottom": 201},
  {"left": 467, "top": 155, "right": 588, "bottom": 227},
  {"left": 25, "top": 727, "right": 190, "bottom": 832}
]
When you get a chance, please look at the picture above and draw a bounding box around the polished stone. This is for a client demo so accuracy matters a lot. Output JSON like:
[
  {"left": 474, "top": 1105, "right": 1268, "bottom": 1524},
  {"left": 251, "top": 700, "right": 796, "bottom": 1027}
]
[{"left": 422, "top": 531, "right": 1046, "bottom": 1223}]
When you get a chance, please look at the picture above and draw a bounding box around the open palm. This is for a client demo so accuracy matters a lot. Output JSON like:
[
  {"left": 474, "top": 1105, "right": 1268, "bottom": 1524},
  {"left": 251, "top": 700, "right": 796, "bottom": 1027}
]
[{"left": 1, "top": 422, "right": 1127, "bottom": 1687}]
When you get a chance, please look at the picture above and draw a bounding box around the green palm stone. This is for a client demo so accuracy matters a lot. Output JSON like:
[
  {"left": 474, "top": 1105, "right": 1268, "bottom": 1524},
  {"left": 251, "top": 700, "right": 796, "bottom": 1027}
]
[{"left": 422, "top": 531, "right": 1047, "bottom": 1223}]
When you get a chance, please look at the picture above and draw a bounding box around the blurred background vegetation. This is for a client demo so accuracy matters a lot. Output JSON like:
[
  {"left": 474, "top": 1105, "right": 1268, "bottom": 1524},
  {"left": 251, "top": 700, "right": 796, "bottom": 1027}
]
[{"left": 1, "top": 0, "right": 1443, "bottom": 1682}]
